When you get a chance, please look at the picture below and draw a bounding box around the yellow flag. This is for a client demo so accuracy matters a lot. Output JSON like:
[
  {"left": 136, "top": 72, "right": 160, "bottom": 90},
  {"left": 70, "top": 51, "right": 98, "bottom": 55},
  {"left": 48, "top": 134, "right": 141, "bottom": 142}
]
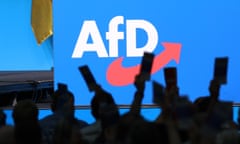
[{"left": 31, "top": 0, "right": 53, "bottom": 45}]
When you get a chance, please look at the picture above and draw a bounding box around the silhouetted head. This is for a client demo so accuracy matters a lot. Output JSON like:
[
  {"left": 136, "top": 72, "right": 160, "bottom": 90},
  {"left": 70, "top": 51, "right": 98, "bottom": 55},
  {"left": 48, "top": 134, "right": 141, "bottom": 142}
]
[
  {"left": 90, "top": 90, "right": 117, "bottom": 120},
  {"left": 51, "top": 89, "right": 74, "bottom": 115},
  {"left": 12, "top": 100, "right": 42, "bottom": 144},
  {"left": 12, "top": 100, "right": 38, "bottom": 124}
]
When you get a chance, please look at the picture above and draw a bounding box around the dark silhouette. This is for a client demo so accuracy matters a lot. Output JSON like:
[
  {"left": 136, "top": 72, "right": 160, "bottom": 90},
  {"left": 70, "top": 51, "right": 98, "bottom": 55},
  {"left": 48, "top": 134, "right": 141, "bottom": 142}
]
[
  {"left": 52, "top": 119, "right": 87, "bottom": 144},
  {"left": 127, "top": 120, "right": 169, "bottom": 144},
  {"left": 39, "top": 86, "right": 88, "bottom": 144},
  {"left": 0, "top": 125, "right": 15, "bottom": 144},
  {"left": 194, "top": 79, "right": 221, "bottom": 113},
  {"left": 81, "top": 85, "right": 119, "bottom": 144},
  {"left": 0, "top": 109, "right": 6, "bottom": 127},
  {"left": 12, "top": 100, "right": 42, "bottom": 144},
  {"left": 1, "top": 57, "right": 240, "bottom": 144}
]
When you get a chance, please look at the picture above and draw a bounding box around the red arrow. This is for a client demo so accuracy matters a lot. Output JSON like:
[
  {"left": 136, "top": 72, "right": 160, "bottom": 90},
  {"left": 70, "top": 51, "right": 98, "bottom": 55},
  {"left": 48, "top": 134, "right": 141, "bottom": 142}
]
[{"left": 106, "top": 42, "right": 182, "bottom": 86}]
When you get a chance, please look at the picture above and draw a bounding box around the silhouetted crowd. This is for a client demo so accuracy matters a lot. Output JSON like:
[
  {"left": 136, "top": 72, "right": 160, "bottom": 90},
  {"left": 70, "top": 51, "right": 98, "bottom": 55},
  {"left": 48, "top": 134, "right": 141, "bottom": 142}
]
[{"left": 0, "top": 74, "right": 239, "bottom": 144}]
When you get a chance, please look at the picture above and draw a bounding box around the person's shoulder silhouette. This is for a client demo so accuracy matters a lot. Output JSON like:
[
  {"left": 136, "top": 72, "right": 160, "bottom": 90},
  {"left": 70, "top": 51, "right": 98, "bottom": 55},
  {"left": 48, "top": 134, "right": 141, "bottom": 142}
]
[{"left": 39, "top": 86, "right": 88, "bottom": 144}]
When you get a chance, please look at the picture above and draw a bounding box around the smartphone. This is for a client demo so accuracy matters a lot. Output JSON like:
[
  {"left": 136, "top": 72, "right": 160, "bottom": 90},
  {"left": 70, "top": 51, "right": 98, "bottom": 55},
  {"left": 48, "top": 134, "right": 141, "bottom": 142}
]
[
  {"left": 79, "top": 65, "right": 97, "bottom": 92},
  {"left": 213, "top": 57, "right": 228, "bottom": 85},
  {"left": 152, "top": 81, "right": 165, "bottom": 105},
  {"left": 164, "top": 67, "right": 177, "bottom": 90},
  {"left": 139, "top": 52, "right": 154, "bottom": 81}
]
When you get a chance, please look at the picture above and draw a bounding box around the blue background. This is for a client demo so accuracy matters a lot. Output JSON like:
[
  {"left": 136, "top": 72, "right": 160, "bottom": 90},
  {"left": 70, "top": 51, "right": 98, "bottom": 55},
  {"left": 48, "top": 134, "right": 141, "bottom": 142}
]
[
  {"left": 0, "top": 0, "right": 53, "bottom": 71},
  {"left": 0, "top": 0, "right": 239, "bottom": 126},
  {"left": 54, "top": 0, "right": 240, "bottom": 105}
]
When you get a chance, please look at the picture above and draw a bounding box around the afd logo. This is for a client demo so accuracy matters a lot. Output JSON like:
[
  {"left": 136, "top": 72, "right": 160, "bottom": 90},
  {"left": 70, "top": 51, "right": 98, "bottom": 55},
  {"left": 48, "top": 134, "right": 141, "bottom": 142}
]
[{"left": 72, "top": 16, "right": 182, "bottom": 86}]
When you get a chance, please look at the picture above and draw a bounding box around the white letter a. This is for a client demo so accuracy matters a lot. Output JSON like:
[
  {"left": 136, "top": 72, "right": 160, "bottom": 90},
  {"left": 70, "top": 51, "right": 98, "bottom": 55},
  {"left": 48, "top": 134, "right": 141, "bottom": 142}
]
[{"left": 72, "top": 21, "right": 108, "bottom": 58}]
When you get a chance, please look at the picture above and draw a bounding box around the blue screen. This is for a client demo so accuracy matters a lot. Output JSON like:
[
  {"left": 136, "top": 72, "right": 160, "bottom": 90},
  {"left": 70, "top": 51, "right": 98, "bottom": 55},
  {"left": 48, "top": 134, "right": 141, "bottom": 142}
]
[
  {"left": 54, "top": 0, "right": 240, "bottom": 105},
  {"left": 0, "top": 0, "right": 53, "bottom": 71}
]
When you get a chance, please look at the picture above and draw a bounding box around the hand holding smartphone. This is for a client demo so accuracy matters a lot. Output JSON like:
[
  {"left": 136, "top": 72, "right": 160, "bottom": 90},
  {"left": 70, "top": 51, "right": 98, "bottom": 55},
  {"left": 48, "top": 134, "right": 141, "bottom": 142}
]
[
  {"left": 164, "top": 67, "right": 177, "bottom": 90},
  {"left": 79, "top": 65, "right": 97, "bottom": 92},
  {"left": 213, "top": 57, "right": 228, "bottom": 85},
  {"left": 139, "top": 52, "right": 155, "bottom": 81}
]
